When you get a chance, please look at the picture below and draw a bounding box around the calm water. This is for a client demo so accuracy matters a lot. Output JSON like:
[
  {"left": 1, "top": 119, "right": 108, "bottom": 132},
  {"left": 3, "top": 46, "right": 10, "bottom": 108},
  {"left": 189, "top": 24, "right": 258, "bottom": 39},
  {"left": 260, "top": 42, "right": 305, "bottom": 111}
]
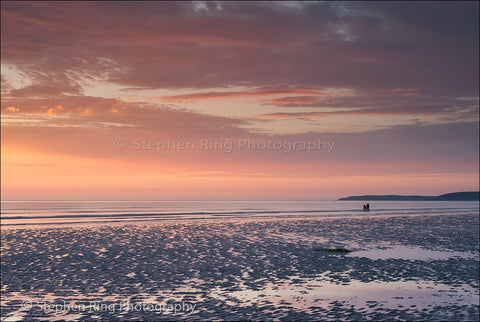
[{"left": 1, "top": 200, "right": 478, "bottom": 227}]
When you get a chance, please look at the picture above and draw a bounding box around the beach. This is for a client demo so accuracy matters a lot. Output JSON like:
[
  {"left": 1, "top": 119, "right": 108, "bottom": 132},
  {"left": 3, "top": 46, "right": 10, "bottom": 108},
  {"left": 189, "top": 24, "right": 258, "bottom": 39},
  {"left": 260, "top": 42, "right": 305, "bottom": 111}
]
[{"left": 1, "top": 212, "right": 479, "bottom": 321}]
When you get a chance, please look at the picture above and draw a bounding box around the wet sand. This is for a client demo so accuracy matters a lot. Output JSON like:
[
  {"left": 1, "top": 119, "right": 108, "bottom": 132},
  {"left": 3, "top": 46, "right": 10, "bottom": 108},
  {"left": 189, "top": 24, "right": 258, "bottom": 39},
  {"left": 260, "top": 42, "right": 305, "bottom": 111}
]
[{"left": 1, "top": 213, "right": 479, "bottom": 321}]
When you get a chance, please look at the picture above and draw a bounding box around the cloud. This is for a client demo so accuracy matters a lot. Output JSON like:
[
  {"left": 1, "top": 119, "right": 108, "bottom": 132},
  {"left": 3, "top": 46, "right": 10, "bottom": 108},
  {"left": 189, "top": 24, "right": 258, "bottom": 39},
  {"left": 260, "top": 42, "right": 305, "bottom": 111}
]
[
  {"left": 1, "top": 2, "right": 477, "bottom": 96},
  {"left": 2, "top": 1, "right": 478, "bottom": 128},
  {"left": 2, "top": 93, "right": 477, "bottom": 174},
  {"left": 7, "top": 83, "right": 83, "bottom": 98},
  {"left": 1, "top": 95, "right": 251, "bottom": 141},
  {"left": 44, "top": 105, "right": 64, "bottom": 116},
  {"left": 153, "top": 86, "right": 325, "bottom": 102},
  {"left": 257, "top": 92, "right": 478, "bottom": 122},
  {"left": 5, "top": 106, "right": 20, "bottom": 112}
]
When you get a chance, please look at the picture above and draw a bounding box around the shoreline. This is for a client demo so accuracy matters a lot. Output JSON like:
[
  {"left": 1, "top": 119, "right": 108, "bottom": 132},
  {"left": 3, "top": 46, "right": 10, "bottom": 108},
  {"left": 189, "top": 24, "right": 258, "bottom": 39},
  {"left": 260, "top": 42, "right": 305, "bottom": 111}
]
[{"left": 1, "top": 208, "right": 478, "bottom": 230}]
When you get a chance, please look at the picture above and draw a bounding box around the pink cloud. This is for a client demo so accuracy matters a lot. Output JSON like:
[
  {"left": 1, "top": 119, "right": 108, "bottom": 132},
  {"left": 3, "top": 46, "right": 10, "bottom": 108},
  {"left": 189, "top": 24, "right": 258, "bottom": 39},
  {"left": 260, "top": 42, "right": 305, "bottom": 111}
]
[{"left": 153, "top": 86, "right": 325, "bottom": 102}]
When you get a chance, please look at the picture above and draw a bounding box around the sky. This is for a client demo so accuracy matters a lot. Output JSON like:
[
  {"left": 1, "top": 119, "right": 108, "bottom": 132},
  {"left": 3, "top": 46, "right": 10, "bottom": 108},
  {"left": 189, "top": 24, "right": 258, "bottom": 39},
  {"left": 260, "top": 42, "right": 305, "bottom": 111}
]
[{"left": 1, "top": 1, "right": 479, "bottom": 200}]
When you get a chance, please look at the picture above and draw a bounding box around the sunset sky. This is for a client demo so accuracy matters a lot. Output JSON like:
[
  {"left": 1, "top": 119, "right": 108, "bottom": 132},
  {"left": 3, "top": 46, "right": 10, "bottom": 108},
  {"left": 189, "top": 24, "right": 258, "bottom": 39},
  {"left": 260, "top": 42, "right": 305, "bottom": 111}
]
[{"left": 1, "top": 1, "right": 479, "bottom": 200}]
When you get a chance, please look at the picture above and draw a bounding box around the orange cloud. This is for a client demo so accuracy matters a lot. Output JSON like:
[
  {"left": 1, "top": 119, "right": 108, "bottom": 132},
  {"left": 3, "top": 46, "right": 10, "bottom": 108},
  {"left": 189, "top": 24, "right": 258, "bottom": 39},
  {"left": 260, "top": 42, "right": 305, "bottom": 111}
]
[
  {"left": 5, "top": 106, "right": 20, "bottom": 112},
  {"left": 44, "top": 105, "right": 64, "bottom": 116},
  {"left": 80, "top": 107, "right": 93, "bottom": 116}
]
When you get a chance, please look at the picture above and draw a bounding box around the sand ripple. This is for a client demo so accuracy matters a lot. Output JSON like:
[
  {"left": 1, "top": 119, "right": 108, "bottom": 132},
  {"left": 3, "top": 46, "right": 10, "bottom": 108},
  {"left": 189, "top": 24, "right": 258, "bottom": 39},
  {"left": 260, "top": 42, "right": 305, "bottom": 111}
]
[{"left": 1, "top": 214, "right": 479, "bottom": 321}]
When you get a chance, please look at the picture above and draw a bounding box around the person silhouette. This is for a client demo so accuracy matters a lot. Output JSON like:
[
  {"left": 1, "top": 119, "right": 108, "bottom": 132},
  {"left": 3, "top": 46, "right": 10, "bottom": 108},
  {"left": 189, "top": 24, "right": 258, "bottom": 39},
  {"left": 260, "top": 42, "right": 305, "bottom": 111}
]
[
  {"left": 363, "top": 204, "right": 367, "bottom": 211},
  {"left": 366, "top": 203, "right": 370, "bottom": 211}
]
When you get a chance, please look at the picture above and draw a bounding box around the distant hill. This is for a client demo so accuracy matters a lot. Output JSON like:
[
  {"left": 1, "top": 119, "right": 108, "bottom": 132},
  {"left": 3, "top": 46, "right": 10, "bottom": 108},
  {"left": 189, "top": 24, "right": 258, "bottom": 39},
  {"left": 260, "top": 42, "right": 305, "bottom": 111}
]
[{"left": 338, "top": 191, "right": 479, "bottom": 201}]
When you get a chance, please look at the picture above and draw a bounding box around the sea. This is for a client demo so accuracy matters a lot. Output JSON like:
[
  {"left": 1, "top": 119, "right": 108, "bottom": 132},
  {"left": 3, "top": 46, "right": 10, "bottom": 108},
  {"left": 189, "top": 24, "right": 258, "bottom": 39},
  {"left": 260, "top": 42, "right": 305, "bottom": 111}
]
[{"left": 1, "top": 200, "right": 478, "bottom": 228}]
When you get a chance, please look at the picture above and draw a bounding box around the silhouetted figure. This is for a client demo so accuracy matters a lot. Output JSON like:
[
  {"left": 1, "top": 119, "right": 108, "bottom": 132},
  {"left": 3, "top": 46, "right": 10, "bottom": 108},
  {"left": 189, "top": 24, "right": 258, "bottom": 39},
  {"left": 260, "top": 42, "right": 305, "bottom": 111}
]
[
  {"left": 366, "top": 203, "right": 370, "bottom": 211},
  {"left": 363, "top": 204, "right": 367, "bottom": 211}
]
